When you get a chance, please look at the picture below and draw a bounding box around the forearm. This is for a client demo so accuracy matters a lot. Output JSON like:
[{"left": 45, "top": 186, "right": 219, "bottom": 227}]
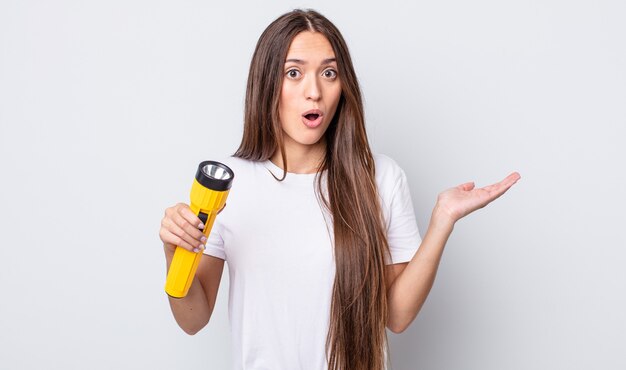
[
  {"left": 386, "top": 207, "right": 455, "bottom": 333},
  {"left": 164, "top": 248, "right": 212, "bottom": 335}
]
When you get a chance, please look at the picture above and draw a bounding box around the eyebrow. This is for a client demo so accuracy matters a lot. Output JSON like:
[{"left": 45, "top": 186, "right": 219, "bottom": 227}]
[{"left": 285, "top": 58, "right": 337, "bottom": 65}]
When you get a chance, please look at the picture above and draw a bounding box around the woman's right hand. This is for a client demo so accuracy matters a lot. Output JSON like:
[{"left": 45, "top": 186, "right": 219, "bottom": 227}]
[{"left": 159, "top": 203, "right": 207, "bottom": 254}]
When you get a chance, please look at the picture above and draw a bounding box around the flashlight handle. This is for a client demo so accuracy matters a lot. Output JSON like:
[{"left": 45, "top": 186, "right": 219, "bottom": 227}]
[{"left": 165, "top": 189, "right": 229, "bottom": 298}]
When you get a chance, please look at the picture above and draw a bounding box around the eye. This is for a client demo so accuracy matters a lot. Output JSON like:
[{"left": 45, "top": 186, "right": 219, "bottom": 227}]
[
  {"left": 286, "top": 69, "right": 301, "bottom": 79},
  {"left": 322, "top": 69, "right": 338, "bottom": 80}
]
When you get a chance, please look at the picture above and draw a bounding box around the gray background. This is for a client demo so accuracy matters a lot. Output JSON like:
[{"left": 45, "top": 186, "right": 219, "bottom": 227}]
[{"left": 1, "top": 0, "right": 624, "bottom": 369}]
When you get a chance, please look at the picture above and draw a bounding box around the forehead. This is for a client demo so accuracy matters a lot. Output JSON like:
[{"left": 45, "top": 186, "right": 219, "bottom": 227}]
[{"left": 286, "top": 31, "right": 335, "bottom": 59}]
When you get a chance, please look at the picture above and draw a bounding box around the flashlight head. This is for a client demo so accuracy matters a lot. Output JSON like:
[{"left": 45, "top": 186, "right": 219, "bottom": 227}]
[{"left": 195, "top": 161, "right": 234, "bottom": 191}]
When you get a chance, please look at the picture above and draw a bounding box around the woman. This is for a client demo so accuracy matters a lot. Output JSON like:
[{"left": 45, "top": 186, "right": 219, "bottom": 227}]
[{"left": 159, "top": 9, "right": 520, "bottom": 370}]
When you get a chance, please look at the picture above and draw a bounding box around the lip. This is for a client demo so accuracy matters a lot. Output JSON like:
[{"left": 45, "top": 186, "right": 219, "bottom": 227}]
[{"left": 301, "top": 109, "right": 324, "bottom": 129}]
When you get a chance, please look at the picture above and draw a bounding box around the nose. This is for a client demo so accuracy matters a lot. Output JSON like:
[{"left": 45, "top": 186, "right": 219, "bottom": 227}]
[{"left": 304, "top": 75, "right": 321, "bottom": 101}]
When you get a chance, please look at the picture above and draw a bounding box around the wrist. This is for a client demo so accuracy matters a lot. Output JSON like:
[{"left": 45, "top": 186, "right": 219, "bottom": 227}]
[
  {"left": 163, "top": 244, "right": 176, "bottom": 261},
  {"left": 431, "top": 203, "right": 457, "bottom": 231}
]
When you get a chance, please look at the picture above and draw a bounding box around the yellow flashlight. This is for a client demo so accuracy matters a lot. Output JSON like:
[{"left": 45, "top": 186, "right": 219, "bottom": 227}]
[{"left": 165, "top": 160, "right": 234, "bottom": 298}]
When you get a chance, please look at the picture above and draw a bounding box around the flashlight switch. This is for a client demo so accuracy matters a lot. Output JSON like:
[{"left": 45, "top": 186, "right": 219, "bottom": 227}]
[{"left": 198, "top": 211, "right": 209, "bottom": 229}]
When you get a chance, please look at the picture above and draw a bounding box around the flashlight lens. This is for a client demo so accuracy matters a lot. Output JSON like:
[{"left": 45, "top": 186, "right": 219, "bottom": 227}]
[
  {"left": 202, "top": 164, "right": 232, "bottom": 180},
  {"left": 196, "top": 160, "right": 234, "bottom": 191}
]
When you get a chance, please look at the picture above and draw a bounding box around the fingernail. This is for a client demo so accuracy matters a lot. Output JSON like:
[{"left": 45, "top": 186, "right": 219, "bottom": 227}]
[
  {"left": 193, "top": 248, "right": 200, "bottom": 253},
  {"left": 198, "top": 223, "right": 204, "bottom": 229},
  {"left": 200, "top": 236, "right": 207, "bottom": 243}
]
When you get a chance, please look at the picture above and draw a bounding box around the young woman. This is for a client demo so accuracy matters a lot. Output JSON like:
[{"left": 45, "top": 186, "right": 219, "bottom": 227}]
[{"left": 159, "top": 9, "right": 520, "bottom": 370}]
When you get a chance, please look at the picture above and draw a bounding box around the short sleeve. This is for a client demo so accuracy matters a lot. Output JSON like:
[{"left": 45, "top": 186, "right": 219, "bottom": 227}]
[
  {"left": 377, "top": 157, "right": 422, "bottom": 265},
  {"left": 203, "top": 220, "right": 226, "bottom": 260}
]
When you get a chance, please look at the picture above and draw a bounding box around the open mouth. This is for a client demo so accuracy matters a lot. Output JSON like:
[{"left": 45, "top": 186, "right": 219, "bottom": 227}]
[
  {"left": 304, "top": 113, "right": 320, "bottom": 121},
  {"left": 302, "top": 109, "right": 324, "bottom": 128}
]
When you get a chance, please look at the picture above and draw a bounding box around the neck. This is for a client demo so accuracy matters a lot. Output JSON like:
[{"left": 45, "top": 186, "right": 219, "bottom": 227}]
[{"left": 270, "top": 138, "right": 326, "bottom": 174}]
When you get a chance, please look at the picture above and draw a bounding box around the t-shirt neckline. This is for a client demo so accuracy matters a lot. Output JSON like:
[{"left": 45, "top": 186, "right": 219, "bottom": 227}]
[{"left": 262, "top": 159, "right": 323, "bottom": 183}]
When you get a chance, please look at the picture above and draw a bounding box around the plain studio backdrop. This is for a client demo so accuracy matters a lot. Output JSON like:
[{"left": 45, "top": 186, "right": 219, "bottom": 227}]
[{"left": 1, "top": 1, "right": 625, "bottom": 369}]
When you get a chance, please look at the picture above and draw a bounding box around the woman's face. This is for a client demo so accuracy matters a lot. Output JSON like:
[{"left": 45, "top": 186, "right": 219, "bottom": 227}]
[{"left": 278, "top": 31, "right": 342, "bottom": 155}]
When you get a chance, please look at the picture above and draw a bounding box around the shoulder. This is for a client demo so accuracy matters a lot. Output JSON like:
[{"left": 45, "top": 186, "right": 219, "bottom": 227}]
[
  {"left": 213, "top": 155, "right": 253, "bottom": 170},
  {"left": 211, "top": 156, "right": 263, "bottom": 178},
  {"left": 210, "top": 156, "right": 280, "bottom": 195},
  {"left": 373, "top": 153, "right": 407, "bottom": 191}
]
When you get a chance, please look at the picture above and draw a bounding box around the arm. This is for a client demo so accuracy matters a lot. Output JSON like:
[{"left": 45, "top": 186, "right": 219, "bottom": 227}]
[
  {"left": 385, "top": 172, "right": 521, "bottom": 333},
  {"left": 160, "top": 203, "right": 225, "bottom": 335},
  {"left": 385, "top": 207, "right": 453, "bottom": 333},
  {"left": 164, "top": 249, "right": 224, "bottom": 335}
]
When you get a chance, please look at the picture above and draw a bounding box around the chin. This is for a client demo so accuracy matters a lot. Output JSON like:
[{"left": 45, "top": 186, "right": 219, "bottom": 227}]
[
  {"left": 281, "top": 121, "right": 330, "bottom": 149},
  {"left": 285, "top": 132, "right": 326, "bottom": 148},
  {"left": 297, "top": 136, "right": 325, "bottom": 146}
]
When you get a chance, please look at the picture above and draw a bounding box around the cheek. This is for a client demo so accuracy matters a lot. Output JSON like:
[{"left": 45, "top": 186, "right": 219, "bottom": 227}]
[
  {"left": 328, "top": 81, "right": 341, "bottom": 100},
  {"left": 279, "top": 86, "right": 298, "bottom": 120},
  {"left": 329, "top": 88, "right": 342, "bottom": 112}
]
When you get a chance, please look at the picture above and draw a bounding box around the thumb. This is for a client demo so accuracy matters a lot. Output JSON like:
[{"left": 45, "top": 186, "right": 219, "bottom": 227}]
[{"left": 457, "top": 181, "right": 475, "bottom": 191}]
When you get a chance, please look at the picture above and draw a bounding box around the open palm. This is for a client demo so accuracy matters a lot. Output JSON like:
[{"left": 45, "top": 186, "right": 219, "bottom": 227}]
[{"left": 436, "top": 172, "right": 521, "bottom": 223}]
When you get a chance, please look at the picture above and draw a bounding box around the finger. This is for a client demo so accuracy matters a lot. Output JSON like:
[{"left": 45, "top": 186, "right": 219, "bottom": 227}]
[
  {"left": 170, "top": 211, "right": 207, "bottom": 245},
  {"left": 165, "top": 215, "right": 205, "bottom": 247},
  {"left": 481, "top": 172, "right": 521, "bottom": 193},
  {"left": 160, "top": 226, "right": 203, "bottom": 253},
  {"left": 481, "top": 180, "right": 520, "bottom": 204},
  {"left": 499, "top": 172, "right": 521, "bottom": 188},
  {"left": 176, "top": 203, "right": 205, "bottom": 230},
  {"left": 509, "top": 171, "right": 521, "bottom": 182},
  {"left": 456, "top": 181, "right": 475, "bottom": 191}
]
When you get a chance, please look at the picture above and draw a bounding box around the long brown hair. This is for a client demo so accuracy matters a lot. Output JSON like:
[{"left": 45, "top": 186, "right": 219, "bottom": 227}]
[{"left": 234, "top": 9, "right": 391, "bottom": 370}]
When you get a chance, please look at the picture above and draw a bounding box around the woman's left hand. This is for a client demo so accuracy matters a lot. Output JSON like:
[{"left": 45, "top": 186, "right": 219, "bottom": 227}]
[{"left": 434, "top": 172, "right": 521, "bottom": 224}]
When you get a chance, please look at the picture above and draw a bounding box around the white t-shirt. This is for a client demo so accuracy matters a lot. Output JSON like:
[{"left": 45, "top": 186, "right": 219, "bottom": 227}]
[{"left": 203, "top": 154, "right": 421, "bottom": 370}]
